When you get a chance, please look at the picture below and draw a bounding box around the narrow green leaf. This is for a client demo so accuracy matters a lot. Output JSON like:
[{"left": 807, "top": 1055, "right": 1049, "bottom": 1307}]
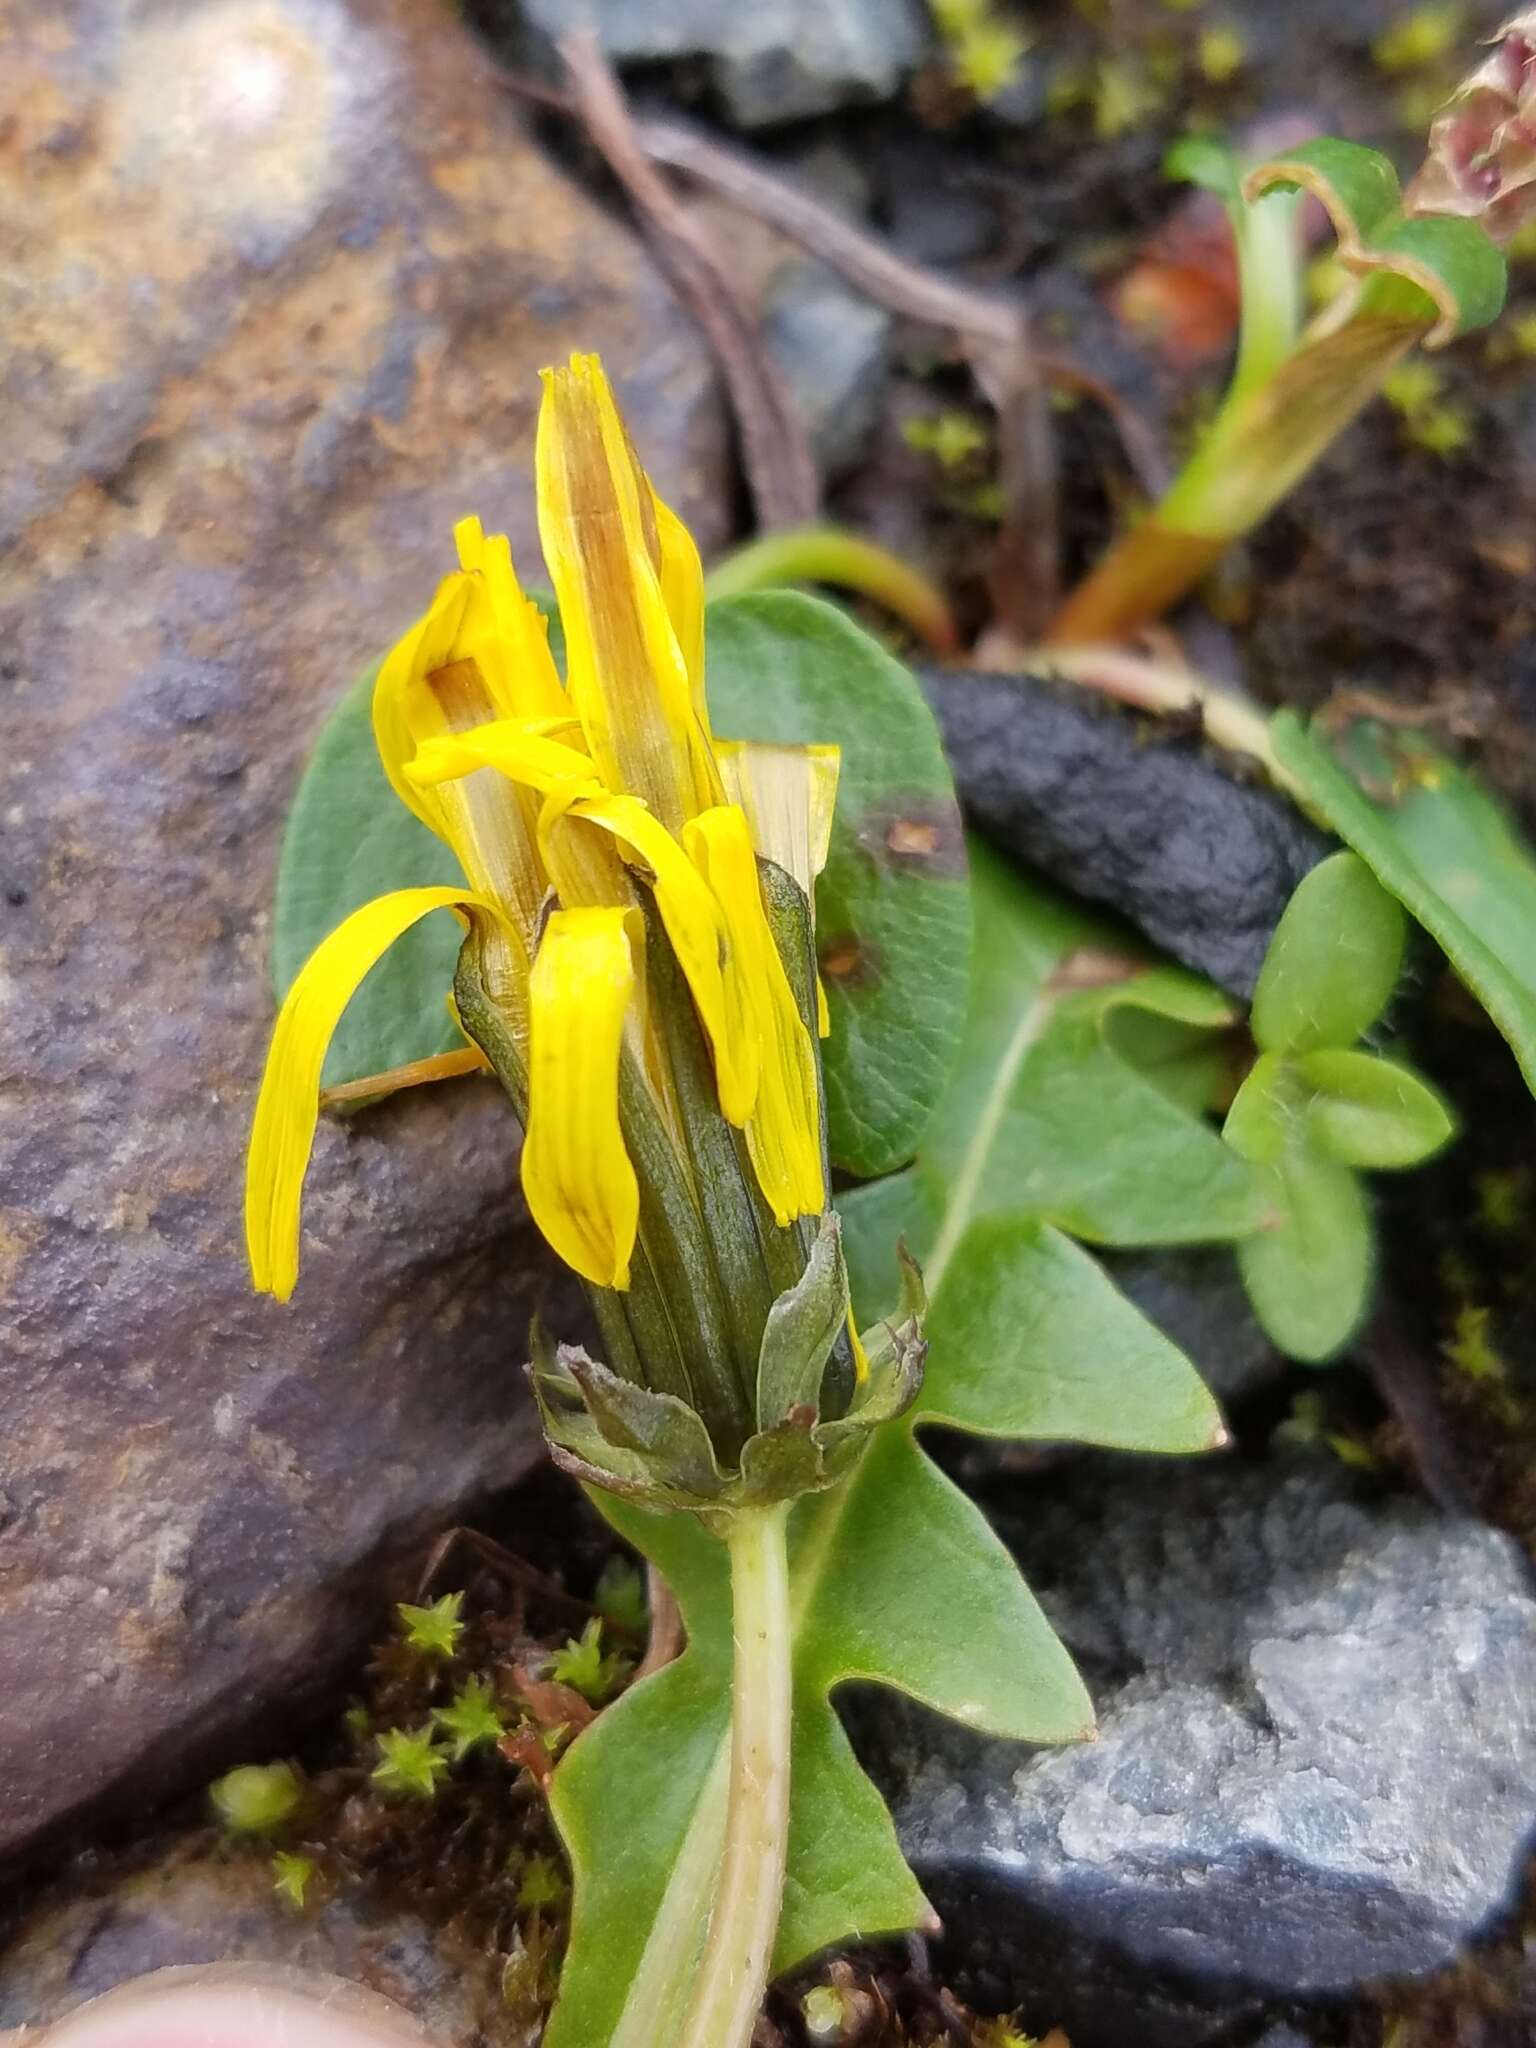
[
  {"left": 1296, "top": 1048, "right": 1457, "bottom": 1169},
  {"left": 1243, "top": 138, "right": 1403, "bottom": 246},
  {"left": 1238, "top": 1144, "right": 1374, "bottom": 1362},
  {"left": 273, "top": 671, "right": 464, "bottom": 1088},
  {"left": 1355, "top": 214, "right": 1508, "bottom": 343},
  {"left": 704, "top": 593, "right": 970, "bottom": 1177},
  {"left": 1250, "top": 850, "right": 1405, "bottom": 1054},
  {"left": 1271, "top": 712, "right": 1536, "bottom": 1095},
  {"left": 1166, "top": 133, "right": 1242, "bottom": 203}
]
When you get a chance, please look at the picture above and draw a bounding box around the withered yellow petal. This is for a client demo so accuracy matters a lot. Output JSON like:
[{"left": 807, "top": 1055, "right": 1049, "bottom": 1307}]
[
  {"left": 650, "top": 487, "right": 707, "bottom": 727},
  {"left": 567, "top": 790, "right": 759, "bottom": 1126},
  {"left": 684, "top": 805, "right": 825, "bottom": 1225},
  {"left": 536, "top": 353, "right": 723, "bottom": 828},
  {"left": 523, "top": 907, "right": 641, "bottom": 1289},
  {"left": 714, "top": 741, "right": 840, "bottom": 897},
  {"left": 246, "top": 886, "right": 505, "bottom": 1302},
  {"left": 453, "top": 516, "right": 568, "bottom": 720}
]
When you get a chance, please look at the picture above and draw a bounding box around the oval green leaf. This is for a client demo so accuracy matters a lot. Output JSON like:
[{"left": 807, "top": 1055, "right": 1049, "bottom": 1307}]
[
  {"left": 1250, "top": 849, "right": 1405, "bottom": 1054},
  {"left": 1296, "top": 1048, "right": 1457, "bottom": 1169},
  {"left": 1238, "top": 1143, "right": 1374, "bottom": 1362}
]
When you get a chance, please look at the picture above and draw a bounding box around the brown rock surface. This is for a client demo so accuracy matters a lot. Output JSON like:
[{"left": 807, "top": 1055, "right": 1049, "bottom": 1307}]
[{"left": 0, "top": 0, "right": 725, "bottom": 1864}]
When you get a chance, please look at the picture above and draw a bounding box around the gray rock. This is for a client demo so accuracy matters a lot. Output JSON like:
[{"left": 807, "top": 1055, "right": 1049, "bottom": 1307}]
[
  {"left": 925, "top": 668, "right": 1331, "bottom": 998},
  {"left": 514, "top": 0, "right": 932, "bottom": 127},
  {"left": 0, "top": 1841, "right": 511, "bottom": 2045},
  {"left": 1102, "top": 1248, "right": 1280, "bottom": 1409},
  {"left": 868, "top": 1458, "right": 1536, "bottom": 2046},
  {"left": 0, "top": 0, "right": 724, "bottom": 1866},
  {"left": 762, "top": 260, "right": 892, "bottom": 481}
]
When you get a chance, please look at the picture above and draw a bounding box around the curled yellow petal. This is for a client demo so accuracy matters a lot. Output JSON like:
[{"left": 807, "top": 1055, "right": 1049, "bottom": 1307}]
[
  {"left": 523, "top": 907, "right": 641, "bottom": 1289},
  {"left": 372, "top": 576, "right": 473, "bottom": 841},
  {"left": 246, "top": 886, "right": 506, "bottom": 1302},
  {"left": 536, "top": 353, "right": 723, "bottom": 828},
  {"left": 685, "top": 805, "right": 825, "bottom": 1225},
  {"left": 407, "top": 717, "right": 598, "bottom": 799},
  {"left": 563, "top": 790, "right": 759, "bottom": 1127}
]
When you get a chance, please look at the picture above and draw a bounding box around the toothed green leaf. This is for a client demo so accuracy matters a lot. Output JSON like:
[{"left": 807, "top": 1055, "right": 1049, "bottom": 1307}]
[{"left": 544, "top": 1137, "right": 1221, "bottom": 2048}]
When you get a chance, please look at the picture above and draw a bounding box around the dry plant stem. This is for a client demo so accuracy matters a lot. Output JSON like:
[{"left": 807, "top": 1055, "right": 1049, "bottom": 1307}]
[
  {"left": 503, "top": 72, "right": 1170, "bottom": 497},
  {"left": 635, "top": 1562, "right": 686, "bottom": 1680},
  {"left": 556, "top": 35, "right": 819, "bottom": 531},
  {"left": 1037, "top": 642, "right": 1307, "bottom": 800},
  {"left": 676, "top": 1501, "right": 793, "bottom": 2048}
]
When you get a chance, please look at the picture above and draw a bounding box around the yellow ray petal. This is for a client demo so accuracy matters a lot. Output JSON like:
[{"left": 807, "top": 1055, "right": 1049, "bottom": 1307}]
[
  {"left": 523, "top": 907, "right": 641, "bottom": 1289},
  {"left": 246, "top": 886, "right": 510, "bottom": 1302},
  {"left": 407, "top": 717, "right": 598, "bottom": 799},
  {"left": 684, "top": 805, "right": 824, "bottom": 1225},
  {"left": 714, "top": 741, "right": 840, "bottom": 896},
  {"left": 566, "top": 790, "right": 760, "bottom": 1127},
  {"left": 536, "top": 353, "right": 723, "bottom": 827}
]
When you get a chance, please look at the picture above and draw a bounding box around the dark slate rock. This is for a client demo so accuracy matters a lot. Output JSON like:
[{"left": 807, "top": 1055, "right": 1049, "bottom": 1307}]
[
  {"left": 924, "top": 668, "right": 1331, "bottom": 997},
  {"left": 512, "top": 0, "right": 931, "bottom": 126},
  {"left": 0, "top": 0, "right": 724, "bottom": 1867},
  {"left": 865, "top": 1457, "right": 1536, "bottom": 2047},
  {"left": 762, "top": 259, "right": 892, "bottom": 481},
  {"left": 1101, "top": 1248, "right": 1280, "bottom": 1409}
]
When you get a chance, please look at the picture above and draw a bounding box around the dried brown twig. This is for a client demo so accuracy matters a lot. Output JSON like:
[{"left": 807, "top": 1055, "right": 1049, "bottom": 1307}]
[
  {"left": 506, "top": 62, "right": 1168, "bottom": 629},
  {"left": 555, "top": 34, "right": 819, "bottom": 532}
]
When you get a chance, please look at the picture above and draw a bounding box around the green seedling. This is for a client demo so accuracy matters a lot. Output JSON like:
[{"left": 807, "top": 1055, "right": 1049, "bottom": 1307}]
[
  {"left": 593, "top": 1557, "right": 649, "bottom": 1635},
  {"left": 372, "top": 1726, "right": 452, "bottom": 1801},
  {"left": 396, "top": 1590, "right": 466, "bottom": 1661},
  {"left": 271, "top": 1851, "right": 316, "bottom": 1910},
  {"left": 1224, "top": 853, "right": 1456, "bottom": 1361},
  {"left": 208, "top": 1761, "right": 301, "bottom": 1837},
  {"left": 1050, "top": 15, "right": 1534, "bottom": 643},
  {"left": 434, "top": 1677, "right": 509, "bottom": 1760},
  {"left": 549, "top": 1620, "right": 629, "bottom": 1706},
  {"left": 930, "top": 0, "right": 1030, "bottom": 102}
]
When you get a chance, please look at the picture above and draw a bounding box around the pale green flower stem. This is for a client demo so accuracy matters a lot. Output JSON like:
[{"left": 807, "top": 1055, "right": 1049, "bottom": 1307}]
[{"left": 677, "top": 1500, "right": 794, "bottom": 2048}]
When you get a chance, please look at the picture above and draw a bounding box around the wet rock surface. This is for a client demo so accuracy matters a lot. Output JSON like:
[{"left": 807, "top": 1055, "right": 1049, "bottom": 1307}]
[
  {"left": 865, "top": 1456, "right": 1536, "bottom": 2047},
  {"left": 0, "top": 1841, "right": 505, "bottom": 2046},
  {"left": 506, "top": 0, "right": 931, "bottom": 127},
  {"left": 0, "top": 0, "right": 724, "bottom": 1867},
  {"left": 924, "top": 668, "right": 1330, "bottom": 998}
]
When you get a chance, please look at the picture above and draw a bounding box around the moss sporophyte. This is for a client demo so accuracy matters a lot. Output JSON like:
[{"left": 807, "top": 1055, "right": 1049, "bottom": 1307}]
[{"left": 246, "top": 354, "right": 923, "bottom": 2048}]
